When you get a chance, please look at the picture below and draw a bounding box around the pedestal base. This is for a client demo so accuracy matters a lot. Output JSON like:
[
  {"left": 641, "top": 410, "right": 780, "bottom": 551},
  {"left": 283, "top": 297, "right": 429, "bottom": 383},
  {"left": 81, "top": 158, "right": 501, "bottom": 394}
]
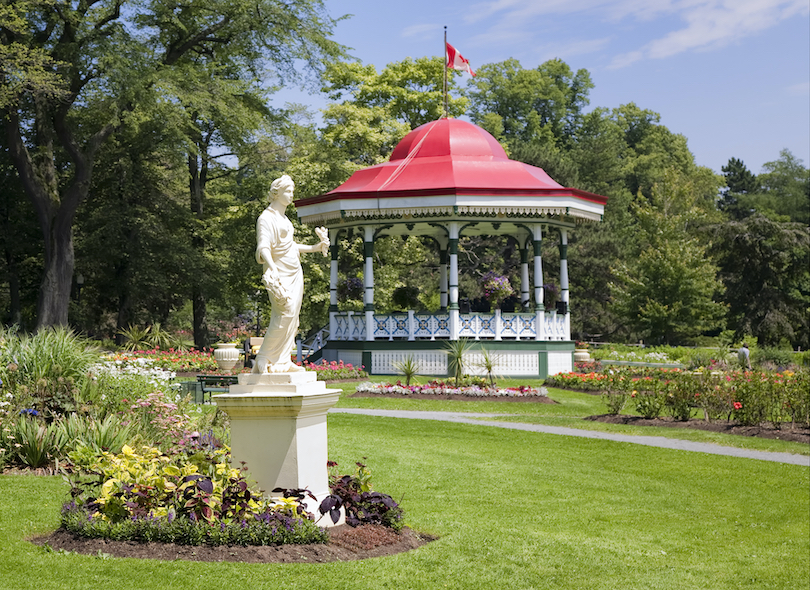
[{"left": 213, "top": 371, "right": 343, "bottom": 526}]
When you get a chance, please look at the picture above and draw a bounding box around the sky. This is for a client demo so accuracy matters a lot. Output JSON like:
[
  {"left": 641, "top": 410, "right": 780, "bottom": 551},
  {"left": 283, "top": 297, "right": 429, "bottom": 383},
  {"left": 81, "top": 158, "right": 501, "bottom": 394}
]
[{"left": 274, "top": 0, "right": 810, "bottom": 176}]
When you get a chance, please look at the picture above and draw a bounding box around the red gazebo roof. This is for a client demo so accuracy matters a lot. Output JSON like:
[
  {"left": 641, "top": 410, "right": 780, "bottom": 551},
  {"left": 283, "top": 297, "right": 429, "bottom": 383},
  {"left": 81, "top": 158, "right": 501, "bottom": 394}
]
[{"left": 295, "top": 118, "right": 607, "bottom": 224}]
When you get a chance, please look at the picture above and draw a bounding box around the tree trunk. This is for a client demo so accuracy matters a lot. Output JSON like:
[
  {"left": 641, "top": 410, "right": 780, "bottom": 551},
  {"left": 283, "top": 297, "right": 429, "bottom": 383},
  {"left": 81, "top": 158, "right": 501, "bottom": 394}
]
[
  {"left": 36, "top": 214, "right": 75, "bottom": 328},
  {"left": 192, "top": 286, "right": 209, "bottom": 349},
  {"left": 5, "top": 105, "right": 111, "bottom": 331},
  {"left": 189, "top": 148, "right": 210, "bottom": 348}
]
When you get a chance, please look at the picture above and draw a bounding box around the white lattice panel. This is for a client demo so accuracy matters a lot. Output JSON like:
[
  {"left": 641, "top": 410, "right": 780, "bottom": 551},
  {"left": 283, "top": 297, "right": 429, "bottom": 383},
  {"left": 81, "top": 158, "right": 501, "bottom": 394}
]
[
  {"left": 547, "top": 351, "right": 573, "bottom": 375},
  {"left": 463, "top": 351, "right": 539, "bottom": 377},
  {"left": 371, "top": 351, "right": 448, "bottom": 375}
]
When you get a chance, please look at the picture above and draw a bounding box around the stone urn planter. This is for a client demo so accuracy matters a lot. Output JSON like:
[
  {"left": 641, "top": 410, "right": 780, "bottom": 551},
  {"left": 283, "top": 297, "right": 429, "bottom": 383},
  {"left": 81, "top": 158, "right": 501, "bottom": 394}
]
[
  {"left": 574, "top": 349, "right": 591, "bottom": 363},
  {"left": 214, "top": 342, "right": 241, "bottom": 373}
]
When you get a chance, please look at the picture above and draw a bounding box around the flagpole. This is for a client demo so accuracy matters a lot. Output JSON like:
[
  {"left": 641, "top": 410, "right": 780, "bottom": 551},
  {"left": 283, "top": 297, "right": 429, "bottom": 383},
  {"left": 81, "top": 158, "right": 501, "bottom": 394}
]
[{"left": 443, "top": 26, "right": 448, "bottom": 118}]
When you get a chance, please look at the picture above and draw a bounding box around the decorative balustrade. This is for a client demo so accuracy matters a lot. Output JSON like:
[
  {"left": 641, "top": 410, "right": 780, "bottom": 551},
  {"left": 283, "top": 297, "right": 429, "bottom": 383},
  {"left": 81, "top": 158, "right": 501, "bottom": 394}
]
[{"left": 329, "top": 309, "right": 569, "bottom": 342}]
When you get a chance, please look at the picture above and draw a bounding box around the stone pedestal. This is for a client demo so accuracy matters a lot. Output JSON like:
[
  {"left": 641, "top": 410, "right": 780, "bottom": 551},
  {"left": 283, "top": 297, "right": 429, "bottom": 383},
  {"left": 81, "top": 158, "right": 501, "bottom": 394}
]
[{"left": 213, "top": 371, "right": 342, "bottom": 525}]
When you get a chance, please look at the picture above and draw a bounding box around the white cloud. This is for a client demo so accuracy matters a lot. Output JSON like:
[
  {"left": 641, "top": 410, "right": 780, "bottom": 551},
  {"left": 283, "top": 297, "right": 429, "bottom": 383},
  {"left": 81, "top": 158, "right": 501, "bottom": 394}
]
[
  {"left": 464, "top": 0, "right": 809, "bottom": 66},
  {"left": 786, "top": 81, "right": 810, "bottom": 96},
  {"left": 643, "top": 0, "right": 809, "bottom": 60}
]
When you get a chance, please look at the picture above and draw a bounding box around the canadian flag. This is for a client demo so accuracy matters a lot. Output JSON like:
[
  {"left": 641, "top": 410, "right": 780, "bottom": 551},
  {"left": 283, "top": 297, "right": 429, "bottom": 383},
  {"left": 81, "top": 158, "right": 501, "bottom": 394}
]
[{"left": 445, "top": 42, "right": 475, "bottom": 77}]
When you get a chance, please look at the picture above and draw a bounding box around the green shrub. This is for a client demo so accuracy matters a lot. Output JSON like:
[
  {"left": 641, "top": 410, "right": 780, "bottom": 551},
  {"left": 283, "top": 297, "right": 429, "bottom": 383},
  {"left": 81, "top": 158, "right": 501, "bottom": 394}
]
[
  {"left": 392, "top": 354, "right": 421, "bottom": 386},
  {"left": 4, "top": 414, "right": 66, "bottom": 469},
  {"left": 320, "top": 460, "right": 405, "bottom": 531},
  {"left": 58, "top": 413, "right": 134, "bottom": 455},
  {"left": 62, "top": 444, "right": 328, "bottom": 546},
  {"left": 631, "top": 376, "right": 666, "bottom": 419},
  {"left": 0, "top": 327, "right": 100, "bottom": 418},
  {"left": 61, "top": 504, "right": 327, "bottom": 546},
  {"left": 753, "top": 347, "right": 798, "bottom": 369}
]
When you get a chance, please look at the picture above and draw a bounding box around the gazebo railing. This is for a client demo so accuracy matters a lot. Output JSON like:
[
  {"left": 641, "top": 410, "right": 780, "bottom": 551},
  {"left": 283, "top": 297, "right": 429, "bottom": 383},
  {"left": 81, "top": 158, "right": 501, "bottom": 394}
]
[{"left": 329, "top": 310, "right": 569, "bottom": 342}]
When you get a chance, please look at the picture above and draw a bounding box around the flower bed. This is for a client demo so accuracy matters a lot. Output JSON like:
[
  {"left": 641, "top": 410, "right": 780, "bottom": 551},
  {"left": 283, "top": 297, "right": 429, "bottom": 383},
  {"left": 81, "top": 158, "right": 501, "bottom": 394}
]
[
  {"left": 61, "top": 444, "right": 327, "bottom": 547},
  {"left": 107, "top": 349, "right": 219, "bottom": 374},
  {"left": 302, "top": 360, "right": 368, "bottom": 381},
  {"left": 546, "top": 366, "right": 810, "bottom": 429},
  {"left": 355, "top": 380, "right": 548, "bottom": 398}
]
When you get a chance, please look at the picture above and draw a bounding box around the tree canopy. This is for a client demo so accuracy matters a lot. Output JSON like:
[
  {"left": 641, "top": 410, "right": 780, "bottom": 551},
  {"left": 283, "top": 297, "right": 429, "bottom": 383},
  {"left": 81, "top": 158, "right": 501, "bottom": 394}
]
[{"left": 1, "top": 19, "right": 807, "bottom": 351}]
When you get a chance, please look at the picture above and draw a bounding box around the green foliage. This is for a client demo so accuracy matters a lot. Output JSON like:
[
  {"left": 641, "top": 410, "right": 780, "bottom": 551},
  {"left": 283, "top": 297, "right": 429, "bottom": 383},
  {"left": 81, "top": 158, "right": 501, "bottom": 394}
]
[
  {"left": 612, "top": 170, "right": 726, "bottom": 344},
  {"left": 61, "top": 444, "right": 328, "bottom": 546},
  {"left": 551, "top": 364, "right": 810, "bottom": 429},
  {"left": 58, "top": 414, "right": 134, "bottom": 455},
  {"left": 392, "top": 355, "right": 421, "bottom": 386},
  {"left": 444, "top": 338, "right": 472, "bottom": 386},
  {"left": 301, "top": 359, "right": 368, "bottom": 381},
  {"left": 0, "top": 327, "right": 100, "bottom": 418},
  {"left": 757, "top": 150, "right": 810, "bottom": 224},
  {"left": 319, "top": 57, "right": 465, "bottom": 172},
  {"left": 467, "top": 58, "right": 593, "bottom": 148},
  {"left": 3, "top": 414, "right": 66, "bottom": 469},
  {"left": 321, "top": 460, "right": 405, "bottom": 531},
  {"left": 323, "top": 57, "right": 468, "bottom": 129},
  {"left": 600, "top": 373, "right": 630, "bottom": 415},
  {"left": 475, "top": 347, "right": 501, "bottom": 387},
  {"left": 709, "top": 213, "right": 810, "bottom": 349},
  {"left": 629, "top": 377, "right": 668, "bottom": 419}
]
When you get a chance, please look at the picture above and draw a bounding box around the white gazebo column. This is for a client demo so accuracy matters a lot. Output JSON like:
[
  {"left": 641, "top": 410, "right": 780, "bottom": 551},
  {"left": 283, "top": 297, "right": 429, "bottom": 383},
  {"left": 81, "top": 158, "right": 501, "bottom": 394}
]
[
  {"left": 363, "top": 226, "right": 375, "bottom": 341},
  {"left": 329, "top": 229, "right": 339, "bottom": 338},
  {"left": 520, "top": 243, "right": 530, "bottom": 311},
  {"left": 439, "top": 247, "right": 449, "bottom": 312},
  {"left": 448, "top": 222, "right": 460, "bottom": 340},
  {"left": 559, "top": 229, "right": 570, "bottom": 340},
  {"left": 533, "top": 225, "right": 545, "bottom": 340}
]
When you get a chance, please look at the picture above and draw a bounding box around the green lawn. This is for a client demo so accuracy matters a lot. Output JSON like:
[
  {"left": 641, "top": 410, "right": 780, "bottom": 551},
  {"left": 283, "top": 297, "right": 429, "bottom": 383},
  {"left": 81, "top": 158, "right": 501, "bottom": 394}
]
[
  {"left": 1, "top": 412, "right": 808, "bottom": 590},
  {"left": 334, "top": 378, "right": 810, "bottom": 456}
]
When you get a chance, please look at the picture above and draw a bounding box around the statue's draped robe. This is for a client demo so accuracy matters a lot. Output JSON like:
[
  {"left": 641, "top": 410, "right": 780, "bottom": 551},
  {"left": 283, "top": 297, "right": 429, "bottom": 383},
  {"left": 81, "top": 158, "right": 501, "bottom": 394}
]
[{"left": 253, "top": 207, "right": 304, "bottom": 373}]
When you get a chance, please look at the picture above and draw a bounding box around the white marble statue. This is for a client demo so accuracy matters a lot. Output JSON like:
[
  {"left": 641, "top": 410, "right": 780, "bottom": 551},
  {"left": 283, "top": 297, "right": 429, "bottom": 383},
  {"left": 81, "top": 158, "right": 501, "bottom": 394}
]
[{"left": 252, "top": 175, "right": 329, "bottom": 374}]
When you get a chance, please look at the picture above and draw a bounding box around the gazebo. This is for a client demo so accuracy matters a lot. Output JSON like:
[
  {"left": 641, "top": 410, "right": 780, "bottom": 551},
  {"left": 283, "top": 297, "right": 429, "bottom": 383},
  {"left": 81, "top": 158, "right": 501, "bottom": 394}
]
[{"left": 295, "top": 118, "right": 607, "bottom": 378}]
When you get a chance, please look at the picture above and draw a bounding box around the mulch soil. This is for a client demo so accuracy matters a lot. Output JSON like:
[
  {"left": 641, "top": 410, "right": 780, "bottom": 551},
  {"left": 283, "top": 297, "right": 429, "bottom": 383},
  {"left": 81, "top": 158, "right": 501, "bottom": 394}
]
[{"left": 31, "top": 524, "right": 435, "bottom": 563}]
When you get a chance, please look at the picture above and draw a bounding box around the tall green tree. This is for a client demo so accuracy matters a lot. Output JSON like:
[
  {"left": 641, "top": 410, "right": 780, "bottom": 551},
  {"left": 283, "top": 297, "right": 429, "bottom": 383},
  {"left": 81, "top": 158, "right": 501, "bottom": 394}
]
[
  {"left": 719, "top": 157, "right": 759, "bottom": 219},
  {"left": 466, "top": 58, "right": 593, "bottom": 148},
  {"left": 74, "top": 100, "right": 194, "bottom": 339},
  {"left": 0, "top": 141, "right": 40, "bottom": 327},
  {"left": 709, "top": 214, "right": 810, "bottom": 349},
  {"left": 757, "top": 150, "right": 810, "bottom": 224},
  {"left": 1, "top": 0, "right": 344, "bottom": 332},
  {"left": 611, "top": 170, "right": 726, "bottom": 344}
]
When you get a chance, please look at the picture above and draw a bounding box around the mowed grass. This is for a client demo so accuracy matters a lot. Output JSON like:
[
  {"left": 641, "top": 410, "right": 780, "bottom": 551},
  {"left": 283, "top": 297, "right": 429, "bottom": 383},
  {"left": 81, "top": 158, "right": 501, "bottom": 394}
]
[
  {"left": 334, "top": 378, "right": 810, "bottom": 456},
  {"left": 1, "top": 413, "right": 808, "bottom": 590}
]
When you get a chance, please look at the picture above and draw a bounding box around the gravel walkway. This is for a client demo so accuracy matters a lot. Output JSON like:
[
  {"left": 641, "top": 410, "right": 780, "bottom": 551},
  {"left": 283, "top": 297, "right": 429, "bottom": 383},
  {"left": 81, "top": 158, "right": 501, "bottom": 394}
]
[{"left": 330, "top": 408, "right": 810, "bottom": 466}]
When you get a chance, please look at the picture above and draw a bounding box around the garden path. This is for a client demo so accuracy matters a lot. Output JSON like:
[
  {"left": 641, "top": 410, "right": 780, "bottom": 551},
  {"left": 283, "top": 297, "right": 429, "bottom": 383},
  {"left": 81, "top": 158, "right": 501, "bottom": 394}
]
[{"left": 330, "top": 409, "right": 810, "bottom": 466}]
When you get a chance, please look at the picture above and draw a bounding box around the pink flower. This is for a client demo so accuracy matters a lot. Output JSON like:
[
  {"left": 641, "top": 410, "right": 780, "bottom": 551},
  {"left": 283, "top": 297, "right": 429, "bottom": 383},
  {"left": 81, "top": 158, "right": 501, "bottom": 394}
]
[{"left": 733, "top": 402, "right": 742, "bottom": 410}]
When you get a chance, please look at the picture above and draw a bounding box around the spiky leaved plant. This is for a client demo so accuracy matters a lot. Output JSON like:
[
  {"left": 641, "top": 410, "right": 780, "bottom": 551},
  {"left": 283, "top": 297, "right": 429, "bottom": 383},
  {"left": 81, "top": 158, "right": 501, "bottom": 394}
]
[{"left": 443, "top": 338, "right": 471, "bottom": 386}]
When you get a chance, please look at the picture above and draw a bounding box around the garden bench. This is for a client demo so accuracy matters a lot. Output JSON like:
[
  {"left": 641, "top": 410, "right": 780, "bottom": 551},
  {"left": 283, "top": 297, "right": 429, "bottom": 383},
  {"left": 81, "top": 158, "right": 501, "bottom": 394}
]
[{"left": 195, "top": 375, "right": 238, "bottom": 403}]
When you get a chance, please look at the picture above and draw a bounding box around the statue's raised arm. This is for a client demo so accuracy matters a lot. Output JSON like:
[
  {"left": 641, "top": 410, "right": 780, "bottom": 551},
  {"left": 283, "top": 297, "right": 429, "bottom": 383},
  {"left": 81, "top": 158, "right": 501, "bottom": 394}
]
[{"left": 252, "top": 175, "right": 329, "bottom": 374}]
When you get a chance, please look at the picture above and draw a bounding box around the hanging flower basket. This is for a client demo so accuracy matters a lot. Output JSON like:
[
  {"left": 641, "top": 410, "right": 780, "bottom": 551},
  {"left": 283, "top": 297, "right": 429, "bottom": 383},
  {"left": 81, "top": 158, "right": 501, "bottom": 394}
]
[{"left": 482, "top": 272, "right": 514, "bottom": 309}]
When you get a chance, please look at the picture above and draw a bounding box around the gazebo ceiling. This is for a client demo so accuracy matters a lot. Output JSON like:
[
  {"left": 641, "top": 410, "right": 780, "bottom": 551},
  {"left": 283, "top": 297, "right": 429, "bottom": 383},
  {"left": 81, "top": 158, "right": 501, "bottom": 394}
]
[{"left": 295, "top": 118, "right": 607, "bottom": 226}]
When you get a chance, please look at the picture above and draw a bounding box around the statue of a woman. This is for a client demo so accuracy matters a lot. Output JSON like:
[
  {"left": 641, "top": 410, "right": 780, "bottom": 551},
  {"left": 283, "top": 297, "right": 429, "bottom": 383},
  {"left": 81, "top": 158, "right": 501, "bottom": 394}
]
[{"left": 252, "top": 175, "right": 329, "bottom": 374}]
